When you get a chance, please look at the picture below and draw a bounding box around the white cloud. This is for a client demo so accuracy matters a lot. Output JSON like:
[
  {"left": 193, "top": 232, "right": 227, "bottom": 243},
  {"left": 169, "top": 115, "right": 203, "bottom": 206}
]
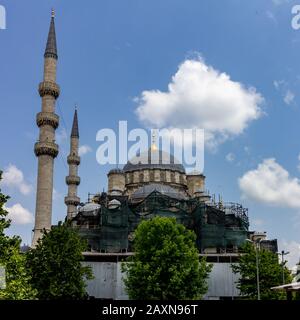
[
  {"left": 273, "top": 80, "right": 282, "bottom": 90},
  {"left": 273, "top": 79, "right": 288, "bottom": 90},
  {"left": 79, "top": 145, "right": 92, "bottom": 156},
  {"left": 244, "top": 146, "right": 250, "bottom": 155},
  {"left": 53, "top": 188, "right": 62, "bottom": 201},
  {"left": 6, "top": 203, "right": 34, "bottom": 225},
  {"left": 273, "top": 80, "right": 295, "bottom": 105},
  {"left": 284, "top": 90, "right": 295, "bottom": 105},
  {"left": 135, "top": 57, "right": 263, "bottom": 149},
  {"left": 278, "top": 240, "right": 300, "bottom": 271},
  {"left": 252, "top": 218, "right": 264, "bottom": 228},
  {"left": 239, "top": 158, "right": 300, "bottom": 209},
  {"left": 56, "top": 128, "right": 68, "bottom": 144},
  {"left": 272, "top": 0, "right": 290, "bottom": 5},
  {"left": 1, "top": 164, "right": 32, "bottom": 195},
  {"left": 266, "top": 11, "right": 277, "bottom": 23},
  {"left": 297, "top": 153, "right": 300, "bottom": 171},
  {"left": 225, "top": 153, "right": 235, "bottom": 163}
]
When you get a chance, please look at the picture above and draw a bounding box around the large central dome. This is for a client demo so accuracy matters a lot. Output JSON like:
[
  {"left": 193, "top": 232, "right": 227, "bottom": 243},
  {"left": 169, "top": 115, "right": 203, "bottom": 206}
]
[{"left": 123, "top": 148, "right": 185, "bottom": 173}]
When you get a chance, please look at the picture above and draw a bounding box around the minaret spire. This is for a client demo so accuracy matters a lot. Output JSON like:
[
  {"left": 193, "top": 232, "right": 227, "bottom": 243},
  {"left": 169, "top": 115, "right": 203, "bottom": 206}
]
[
  {"left": 45, "top": 9, "right": 58, "bottom": 59},
  {"left": 71, "top": 109, "right": 79, "bottom": 138},
  {"left": 65, "top": 108, "right": 81, "bottom": 220},
  {"left": 32, "top": 10, "right": 60, "bottom": 247}
]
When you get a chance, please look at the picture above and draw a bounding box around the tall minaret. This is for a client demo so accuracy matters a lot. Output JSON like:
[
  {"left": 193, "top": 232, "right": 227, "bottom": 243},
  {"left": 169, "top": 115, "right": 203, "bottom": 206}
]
[
  {"left": 65, "top": 109, "right": 81, "bottom": 220},
  {"left": 32, "top": 10, "right": 60, "bottom": 247}
]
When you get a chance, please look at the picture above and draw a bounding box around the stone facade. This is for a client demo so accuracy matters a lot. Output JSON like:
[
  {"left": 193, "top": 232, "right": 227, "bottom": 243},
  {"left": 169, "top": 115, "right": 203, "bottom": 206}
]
[
  {"left": 107, "top": 170, "right": 125, "bottom": 195},
  {"left": 114, "top": 166, "right": 206, "bottom": 200},
  {"left": 186, "top": 173, "right": 206, "bottom": 196}
]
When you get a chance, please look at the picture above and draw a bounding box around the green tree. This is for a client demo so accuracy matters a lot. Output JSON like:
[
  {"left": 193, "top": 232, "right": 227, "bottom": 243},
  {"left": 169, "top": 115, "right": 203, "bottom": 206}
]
[
  {"left": 122, "top": 216, "right": 212, "bottom": 300},
  {"left": 26, "top": 221, "right": 93, "bottom": 299},
  {"left": 0, "top": 171, "right": 37, "bottom": 300},
  {"left": 0, "top": 246, "right": 37, "bottom": 299},
  {"left": 232, "top": 242, "right": 292, "bottom": 300},
  {"left": 0, "top": 171, "right": 18, "bottom": 256}
]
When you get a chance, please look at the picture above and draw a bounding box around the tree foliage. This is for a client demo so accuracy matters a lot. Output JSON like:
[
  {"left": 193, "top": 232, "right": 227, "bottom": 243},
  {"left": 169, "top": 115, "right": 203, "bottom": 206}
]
[
  {"left": 26, "top": 221, "right": 93, "bottom": 299},
  {"left": 122, "top": 216, "right": 212, "bottom": 300},
  {"left": 0, "top": 171, "right": 37, "bottom": 300},
  {"left": 0, "top": 246, "right": 37, "bottom": 299},
  {"left": 232, "top": 242, "right": 292, "bottom": 300}
]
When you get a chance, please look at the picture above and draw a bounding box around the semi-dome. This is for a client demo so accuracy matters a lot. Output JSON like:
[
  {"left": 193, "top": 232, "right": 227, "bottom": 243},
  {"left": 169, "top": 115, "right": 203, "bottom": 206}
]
[
  {"left": 78, "top": 202, "right": 101, "bottom": 216},
  {"left": 123, "top": 148, "right": 185, "bottom": 173},
  {"left": 108, "top": 199, "right": 121, "bottom": 209},
  {"left": 186, "top": 169, "right": 204, "bottom": 176},
  {"left": 131, "top": 183, "right": 188, "bottom": 200},
  {"left": 79, "top": 202, "right": 101, "bottom": 212}
]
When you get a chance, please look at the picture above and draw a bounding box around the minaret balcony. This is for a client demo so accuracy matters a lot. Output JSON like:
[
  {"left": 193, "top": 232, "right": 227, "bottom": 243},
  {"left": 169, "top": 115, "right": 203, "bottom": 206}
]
[
  {"left": 34, "top": 141, "right": 59, "bottom": 158},
  {"left": 66, "top": 176, "right": 81, "bottom": 186},
  {"left": 38, "top": 81, "right": 60, "bottom": 99},
  {"left": 67, "top": 155, "right": 81, "bottom": 165},
  {"left": 64, "top": 196, "right": 80, "bottom": 206},
  {"left": 36, "top": 112, "right": 59, "bottom": 129}
]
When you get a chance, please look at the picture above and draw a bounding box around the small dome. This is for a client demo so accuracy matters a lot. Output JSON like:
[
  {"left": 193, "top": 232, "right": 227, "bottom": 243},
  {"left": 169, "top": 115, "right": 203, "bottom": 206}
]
[
  {"left": 186, "top": 169, "right": 204, "bottom": 176},
  {"left": 79, "top": 202, "right": 101, "bottom": 213},
  {"left": 108, "top": 168, "right": 124, "bottom": 175},
  {"left": 20, "top": 245, "right": 30, "bottom": 253},
  {"left": 110, "top": 189, "right": 123, "bottom": 196},
  {"left": 132, "top": 183, "right": 187, "bottom": 200},
  {"left": 108, "top": 199, "right": 121, "bottom": 209},
  {"left": 123, "top": 149, "right": 185, "bottom": 173}
]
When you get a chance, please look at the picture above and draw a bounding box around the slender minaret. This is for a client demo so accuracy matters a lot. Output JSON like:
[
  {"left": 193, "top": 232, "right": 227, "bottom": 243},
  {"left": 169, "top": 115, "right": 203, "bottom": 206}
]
[
  {"left": 65, "top": 109, "right": 81, "bottom": 220},
  {"left": 32, "top": 10, "right": 60, "bottom": 247}
]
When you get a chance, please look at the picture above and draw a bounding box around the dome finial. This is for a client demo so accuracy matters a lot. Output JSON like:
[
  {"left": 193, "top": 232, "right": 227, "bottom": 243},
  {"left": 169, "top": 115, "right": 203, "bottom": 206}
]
[{"left": 151, "top": 129, "right": 158, "bottom": 151}]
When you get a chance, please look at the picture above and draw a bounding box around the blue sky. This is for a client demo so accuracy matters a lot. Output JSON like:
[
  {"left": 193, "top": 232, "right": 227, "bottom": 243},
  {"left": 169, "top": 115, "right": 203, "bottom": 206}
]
[{"left": 1, "top": 0, "right": 300, "bottom": 268}]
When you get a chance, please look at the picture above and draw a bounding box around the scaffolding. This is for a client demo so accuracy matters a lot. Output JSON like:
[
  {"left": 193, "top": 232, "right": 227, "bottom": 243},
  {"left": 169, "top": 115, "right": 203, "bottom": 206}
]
[{"left": 74, "top": 191, "right": 249, "bottom": 253}]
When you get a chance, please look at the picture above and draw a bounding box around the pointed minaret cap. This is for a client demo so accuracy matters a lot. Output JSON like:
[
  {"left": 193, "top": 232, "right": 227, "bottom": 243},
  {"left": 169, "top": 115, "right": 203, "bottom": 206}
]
[
  {"left": 44, "top": 9, "right": 58, "bottom": 59},
  {"left": 71, "top": 109, "right": 79, "bottom": 138}
]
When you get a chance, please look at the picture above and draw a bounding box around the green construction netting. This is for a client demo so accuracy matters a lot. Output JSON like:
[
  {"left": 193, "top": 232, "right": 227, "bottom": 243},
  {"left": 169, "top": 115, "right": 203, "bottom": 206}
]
[{"left": 77, "top": 191, "right": 249, "bottom": 253}]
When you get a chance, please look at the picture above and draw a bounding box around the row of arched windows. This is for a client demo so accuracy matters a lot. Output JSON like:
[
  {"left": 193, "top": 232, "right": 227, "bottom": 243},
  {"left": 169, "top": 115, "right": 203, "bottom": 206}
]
[{"left": 125, "top": 170, "right": 186, "bottom": 185}]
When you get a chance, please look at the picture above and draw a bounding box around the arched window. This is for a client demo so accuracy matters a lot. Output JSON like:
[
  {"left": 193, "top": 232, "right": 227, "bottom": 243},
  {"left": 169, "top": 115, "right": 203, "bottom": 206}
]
[
  {"left": 139, "top": 172, "right": 144, "bottom": 183},
  {"left": 180, "top": 174, "right": 184, "bottom": 184},
  {"left": 150, "top": 170, "right": 154, "bottom": 181},
  {"left": 129, "top": 173, "right": 133, "bottom": 184},
  {"left": 171, "top": 172, "right": 175, "bottom": 183}
]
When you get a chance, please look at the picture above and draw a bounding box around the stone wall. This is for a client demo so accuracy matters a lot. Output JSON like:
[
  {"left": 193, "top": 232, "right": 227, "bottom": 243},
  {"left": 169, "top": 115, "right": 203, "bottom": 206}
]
[
  {"left": 124, "top": 169, "right": 188, "bottom": 197},
  {"left": 186, "top": 174, "right": 206, "bottom": 196},
  {"left": 108, "top": 173, "right": 125, "bottom": 194}
]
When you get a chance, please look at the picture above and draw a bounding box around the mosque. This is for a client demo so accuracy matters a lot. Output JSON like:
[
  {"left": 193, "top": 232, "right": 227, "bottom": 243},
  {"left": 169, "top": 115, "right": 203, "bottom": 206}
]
[{"left": 32, "top": 12, "right": 277, "bottom": 299}]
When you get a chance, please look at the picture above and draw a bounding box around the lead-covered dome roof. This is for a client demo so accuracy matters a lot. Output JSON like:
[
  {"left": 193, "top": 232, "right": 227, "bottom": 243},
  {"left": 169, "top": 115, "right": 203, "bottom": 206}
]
[
  {"left": 123, "top": 149, "right": 185, "bottom": 173},
  {"left": 131, "top": 183, "right": 188, "bottom": 200}
]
